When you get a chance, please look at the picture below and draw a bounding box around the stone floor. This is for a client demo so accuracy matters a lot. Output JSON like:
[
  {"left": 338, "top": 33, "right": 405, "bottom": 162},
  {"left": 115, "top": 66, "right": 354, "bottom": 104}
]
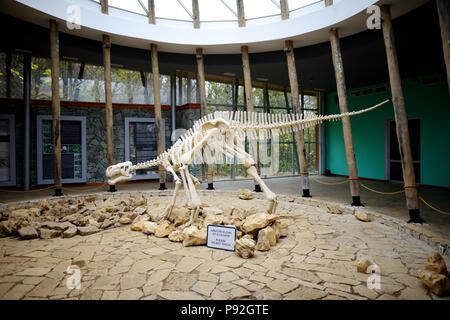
[{"left": 1, "top": 194, "right": 449, "bottom": 300}]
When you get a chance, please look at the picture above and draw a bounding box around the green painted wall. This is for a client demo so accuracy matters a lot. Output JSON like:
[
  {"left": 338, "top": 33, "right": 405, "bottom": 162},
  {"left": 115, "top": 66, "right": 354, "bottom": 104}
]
[{"left": 325, "top": 74, "right": 450, "bottom": 188}]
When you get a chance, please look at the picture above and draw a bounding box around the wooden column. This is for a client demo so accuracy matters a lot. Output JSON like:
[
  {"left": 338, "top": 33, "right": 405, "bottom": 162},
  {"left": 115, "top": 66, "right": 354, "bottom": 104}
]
[
  {"left": 148, "top": 0, "right": 156, "bottom": 24},
  {"left": 196, "top": 48, "right": 214, "bottom": 189},
  {"left": 241, "top": 45, "right": 261, "bottom": 192},
  {"left": 100, "top": 0, "right": 108, "bottom": 14},
  {"left": 381, "top": 5, "right": 422, "bottom": 223},
  {"left": 437, "top": 0, "right": 450, "bottom": 91},
  {"left": 192, "top": 0, "right": 200, "bottom": 29},
  {"left": 280, "top": 0, "right": 289, "bottom": 20},
  {"left": 285, "top": 40, "right": 311, "bottom": 197},
  {"left": 151, "top": 43, "right": 167, "bottom": 190},
  {"left": 237, "top": 0, "right": 245, "bottom": 28},
  {"left": 50, "top": 20, "right": 62, "bottom": 196},
  {"left": 329, "top": 29, "right": 361, "bottom": 206},
  {"left": 102, "top": 35, "right": 115, "bottom": 192}
]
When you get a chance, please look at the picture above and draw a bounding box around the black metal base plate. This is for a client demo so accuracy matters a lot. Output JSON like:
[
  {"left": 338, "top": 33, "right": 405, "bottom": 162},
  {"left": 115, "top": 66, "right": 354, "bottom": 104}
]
[
  {"left": 351, "top": 196, "right": 364, "bottom": 207},
  {"left": 159, "top": 183, "right": 167, "bottom": 190},
  {"left": 408, "top": 209, "right": 425, "bottom": 223},
  {"left": 302, "top": 189, "right": 312, "bottom": 198}
]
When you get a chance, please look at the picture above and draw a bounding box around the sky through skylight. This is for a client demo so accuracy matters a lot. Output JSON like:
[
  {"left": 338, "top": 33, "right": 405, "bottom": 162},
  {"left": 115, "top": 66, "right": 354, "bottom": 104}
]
[{"left": 93, "top": 0, "right": 321, "bottom": 21}]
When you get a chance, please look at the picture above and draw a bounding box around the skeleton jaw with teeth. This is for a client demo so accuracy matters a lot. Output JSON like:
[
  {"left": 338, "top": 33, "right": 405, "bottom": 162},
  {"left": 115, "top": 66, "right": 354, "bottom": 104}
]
[{"left": 106, "top": 161, "right": 133, "bottom": 185}]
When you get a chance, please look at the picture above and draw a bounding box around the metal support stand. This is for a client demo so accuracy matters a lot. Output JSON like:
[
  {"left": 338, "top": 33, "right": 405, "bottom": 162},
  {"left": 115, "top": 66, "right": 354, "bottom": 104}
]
[
  {"left": 351, "top": 196, "right": 364, "bottom": 207},
  {"left": 302, "top": 189, "right": 312, "bottom": 198},
  {"left": 408, "top": 209, "right": 425, "bottom": 224}
]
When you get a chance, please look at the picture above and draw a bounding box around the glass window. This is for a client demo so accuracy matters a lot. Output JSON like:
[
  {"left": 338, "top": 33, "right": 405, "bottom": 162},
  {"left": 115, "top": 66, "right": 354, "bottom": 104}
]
[
  {"left": 37, "top": 115, "right": 87, "bottom": 184},
  {"left": 206, "top": 81, "right": 232, "bottom": 105},
  {"left": 108, "top": 0, "right": 147, "bottom": 15},
  {"left": 10, "top": 54, "right": 23, "bottom": 99},
  {"left": 75, "top": 64, "right": 105, "bottom": 102},
  {"left": 289, "top": 0, "right": 320, "bottom": 11},
  {"left": 199, "top": 0, "right": 237, "bottom": 21},
  {"left": 31, "top": 57, "right": 52, "bottom": 100},
  {"left": 60, "top": 60, "right": 82, "bottom": 101},
  {"left": 252, "top": 87, "right": 264, "bottom": 107},
  {"left": 154, "top": 0, "right": 192, "bottom": 20},
  {"left": 244, "top": 0, "right": 280, "bottom": 19},
  {"left": 111, "top": 68, "right": 145, "bottom": 104},
  {"left": 268, "top": 89, "right": 287, "bottom": 108},
  {"left": 0, "top": 52, "right": 6, "bottom": 98}
]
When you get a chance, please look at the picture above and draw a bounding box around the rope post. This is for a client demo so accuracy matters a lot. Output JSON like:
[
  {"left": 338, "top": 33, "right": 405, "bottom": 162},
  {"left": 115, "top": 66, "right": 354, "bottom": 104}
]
[
  {"left": 329, "top": 28, "right": 362, "bottom": 207},
  {"left": 381, "top": 5, "right": 423, "bottom": 223},
  {"left": 50, "top": 20, "right": 63, "bottom": 198},
  {"left": 285, "top": 40, "right": 311, "bottom": 198}
]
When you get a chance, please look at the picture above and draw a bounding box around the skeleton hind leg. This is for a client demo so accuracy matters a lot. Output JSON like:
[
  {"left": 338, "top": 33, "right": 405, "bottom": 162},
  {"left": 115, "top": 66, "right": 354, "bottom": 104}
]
[{"left": 222, "top": 143, "right": 278, "bottom": 214}]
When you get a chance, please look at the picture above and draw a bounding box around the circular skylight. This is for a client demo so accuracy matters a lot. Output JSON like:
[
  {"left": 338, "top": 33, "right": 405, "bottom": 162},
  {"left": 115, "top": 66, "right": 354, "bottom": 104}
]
[{"left": 92, "top": 0, "right": 321, "bottom": 22}]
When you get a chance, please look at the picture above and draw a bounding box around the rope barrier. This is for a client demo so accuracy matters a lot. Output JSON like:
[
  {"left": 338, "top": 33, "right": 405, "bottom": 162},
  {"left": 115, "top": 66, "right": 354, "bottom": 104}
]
[
  {"left": 61, "top": 183, "right": 108, "bottom": 193},
  {"left": 0, "top": 185, "right": 55, "bottom": 193},
  {"left": 0, "top": 183, "right": 108, "bottom": 193},
  {"left": 309, "top": 176, "right": 349, "bottom": 186},
  {"left": 360, "top": 183, "right": 405, "bottom": 195},
  {"left": 419, "top": 196, "right": 450, "bottom": 216}
]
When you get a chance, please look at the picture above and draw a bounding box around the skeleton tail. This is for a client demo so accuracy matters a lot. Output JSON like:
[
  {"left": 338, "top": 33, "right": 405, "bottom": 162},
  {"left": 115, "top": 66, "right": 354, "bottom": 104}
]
[
  {"left": 230, "top": 99, "right": 389, "bottom": 135},
  {"left": 129, "top": 154, "right": 164, "bottom": 172}
]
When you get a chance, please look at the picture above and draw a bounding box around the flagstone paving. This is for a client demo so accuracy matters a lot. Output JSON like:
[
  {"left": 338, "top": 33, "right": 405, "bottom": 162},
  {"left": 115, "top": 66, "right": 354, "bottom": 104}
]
[{"left": 0, "top": 195, "right": 449, "bottom": 300}]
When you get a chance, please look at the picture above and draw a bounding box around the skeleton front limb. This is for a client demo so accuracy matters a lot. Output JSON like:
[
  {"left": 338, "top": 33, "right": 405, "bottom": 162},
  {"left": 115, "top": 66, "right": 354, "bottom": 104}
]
[
  {"left": 179, "top": 165, "right": 202, "bottom": 228},
  {"left": 159, "top": 166, "right": 182, "bottom": 221}
]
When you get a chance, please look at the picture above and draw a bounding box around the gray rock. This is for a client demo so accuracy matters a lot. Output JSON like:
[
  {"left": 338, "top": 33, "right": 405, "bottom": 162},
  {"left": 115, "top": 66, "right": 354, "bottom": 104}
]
[
  {"left": 133, "top": 207, "right": 147, "bottom": 215},
  {"left": 39, "top": 228, "right": 62, "bottom": 239},
  {"left": 62, "top": 227, "right": 78, "bottom": 238},
  {"left": 18, "top": 226, "right": 39, "bottom": 240},
  {"left": 40, "top": 221, "right": 75, "bottom": 231},
  {"left": 101, "top": 220, "right": 114, "bottom": 229},
  {"left": 78, "top": 226, "right": 100, "bottom": 236}
]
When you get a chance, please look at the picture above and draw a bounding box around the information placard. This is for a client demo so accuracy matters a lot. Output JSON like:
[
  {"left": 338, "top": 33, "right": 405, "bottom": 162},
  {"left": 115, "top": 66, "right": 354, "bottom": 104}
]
[{"left": 206, "top": 225, "right": 236, "bottom": 251}]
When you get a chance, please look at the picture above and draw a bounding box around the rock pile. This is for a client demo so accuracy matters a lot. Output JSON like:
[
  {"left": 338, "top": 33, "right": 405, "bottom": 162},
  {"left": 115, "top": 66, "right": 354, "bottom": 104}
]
[
  {"left": 128, "top": 204, "right": 288, "bottom": 258},
  {"left": 0, "top": 193, "right": 289, "bottom": 259},
  {"left": 417, "top": 252, "right": 450, "bottom": 296},
  {"left": 0, "top": 195, "right": 149, "bottom": 240}
]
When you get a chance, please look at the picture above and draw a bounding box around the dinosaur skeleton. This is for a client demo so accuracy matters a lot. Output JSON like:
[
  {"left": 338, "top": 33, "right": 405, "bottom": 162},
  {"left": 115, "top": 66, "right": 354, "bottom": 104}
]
[{"left": 106, "top": 99, "right": 389, "bottom": 228}]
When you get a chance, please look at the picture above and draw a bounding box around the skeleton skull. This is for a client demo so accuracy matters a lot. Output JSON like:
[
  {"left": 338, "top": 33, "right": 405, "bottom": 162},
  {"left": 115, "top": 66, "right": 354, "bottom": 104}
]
[{"left": 106, "top": 161, "right": 133, "bottom": 185}]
